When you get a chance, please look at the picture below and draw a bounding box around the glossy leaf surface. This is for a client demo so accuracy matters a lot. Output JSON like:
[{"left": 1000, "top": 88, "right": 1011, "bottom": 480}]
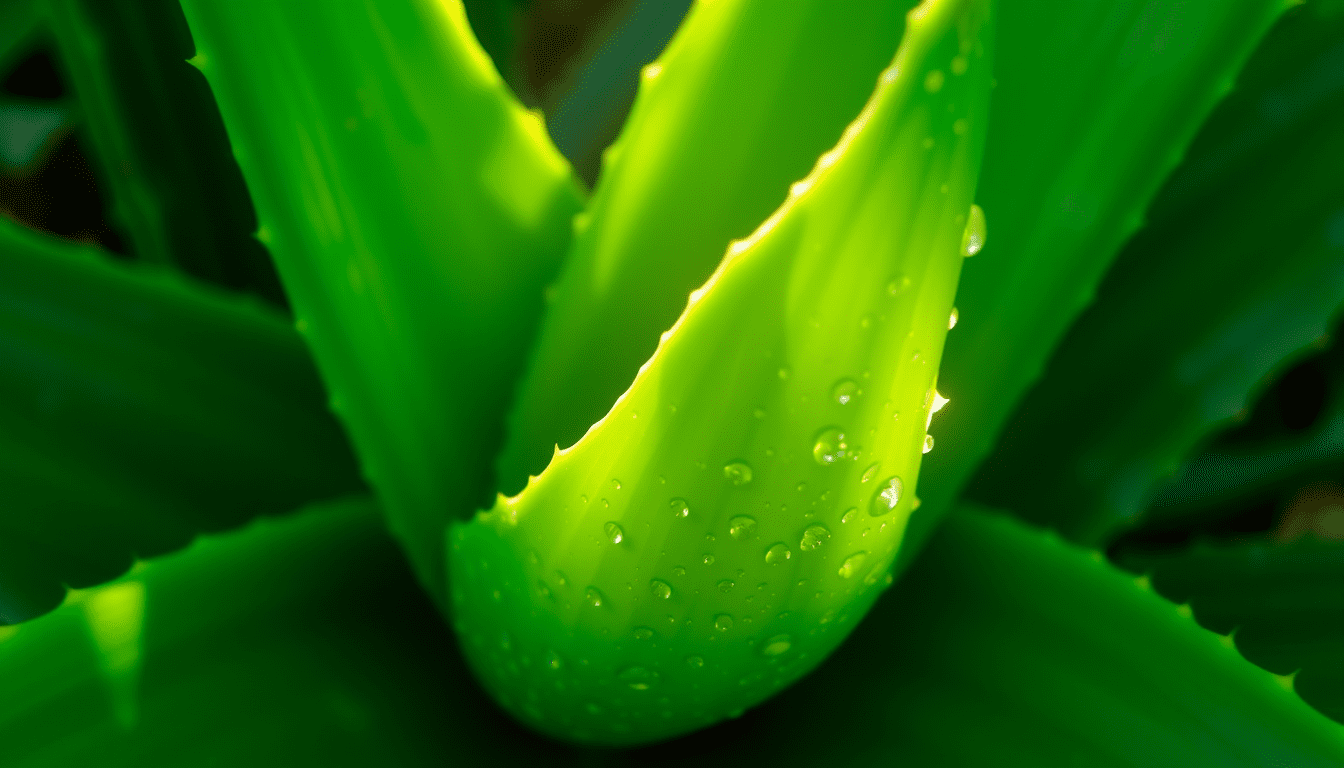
[
  {"left": 972, "top": 0, "right": 1344, "bottom": 544},
  {"left": 453, "top": 0, "right": 992, "bottom": 744},
  {"left": 1115, "top": 534, "right": 1344, "bottom": 724},
  {"left": 900, "top": 0, "right": 1290, "bottom": 572},
  {"left": 497, "top": 0, "right": 916, "bottom": 495},
  {"left": 178, "top": 0, "right": 584, "bottom": 604},
  {"left": 0, "top": 217, "right": 361, "bottom": 625},
  {"left": 5, "top": 501, "right": 1340, "bottom": 767}
]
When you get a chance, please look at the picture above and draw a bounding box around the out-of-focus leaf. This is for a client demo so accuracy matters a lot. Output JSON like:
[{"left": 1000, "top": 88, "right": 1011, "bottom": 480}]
[
  {"left": 39, "top": 0, "right": 286, "bottom": 303},
  {"left": 7, "top": 500, "right": 1339, "bottom": 767},
  {"left": 456, "top": 0, "right": 992, "bottom": 743},
  {"left": 178, "top": 0, "right": 585, "bottom": 605},
  {"left": 899, "top": 0, "right": 1291, "bottom": 572},
  {"left": 0, "top": 0, "right": 39, "bottom": 74},
  {"left": 1114, "top": 534, "right": 1344, "bottom": 724},
  {"left": 970, "top": 0, "right": 1344, "bottom": 545},
  {"left": 496, "top": 0, "right": 916, "bottom": 495},
  {"left": 0, "top": 217, "right": 362, "bottom": 624}
]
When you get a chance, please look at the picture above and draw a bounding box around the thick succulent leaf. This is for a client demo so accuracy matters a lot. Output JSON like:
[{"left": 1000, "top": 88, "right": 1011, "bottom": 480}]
[
  {"left": 453, "top": 0, "right": 992, "bottom": 744},
  {"left": 39, "top": 0, "right": 286, "bottom": 303},
  {"left": 0, "top": 217, "right": 363, "bottom": 625},
  {"left": 1114, "top": 534, "right": 1344, "bottom": 725},
  {"left": 970, "top": 0, "right": 1344, "bottom": 545},
  {"left": 178, "top": 0, "right": 585, "bottom": 605},
  {"left": 5, "top": 500, "right": 1339, "bottom": 767},
  {"left": 496, "top": 0, "right": 917, "bottom": 495},
  {"left": 899, "top": 0, "right": 1291, "bottom": 572}
]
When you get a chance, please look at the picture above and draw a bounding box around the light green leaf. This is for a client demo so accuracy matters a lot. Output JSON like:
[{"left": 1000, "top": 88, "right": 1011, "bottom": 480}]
[
  {"left": 178, "top": 0, "right": 585, "bottom": 605},
  {"left": 452, "top": 0, "right": 992, "bottom": 744},
  {"left": 496, "top": 0, "right": 916, "bottom": 495}
]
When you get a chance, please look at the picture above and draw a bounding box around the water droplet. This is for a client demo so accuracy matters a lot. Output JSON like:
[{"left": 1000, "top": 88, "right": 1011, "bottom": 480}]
[
  {"left": 800, "top": 524, "right": 831, "bottom": 551},
  {"left": 951, "top": 54, "right": 968, "bottom": 74},
  {"left": 723, "top": 461, "right": 753, "bottom": 486},
  {"left": 604, "top": 521, "right": 624, "bottom": 544},
  {"left": 765, "top": 543, "right": 792, "bottom": 565},
  {"left": 536, "top": 580, "right": 551, "bottom": 598},
  {"left": 618, "top": 666, "right": 659, "bottom": 690},
  {"left": 839, "top": 552, "right": 868, "bottom": 579},
  {"left": 953, "top": 117, "right": 969, "bottom": 135},
  {"left": 717, "top": 579, "right": 735, "bottom": 593},
  {"left": 923, "top": 434, "right": 935, "bottom": 453},
  {"left": 886, "top": 275, "right": 912, "bottom": 295},
  {"left": 924, "top": 69, "right": 945, "bottom": 93},
  {"left": 729, "top": 516, "right": 758, "bottom": 541},
  {"left": 948, "top": 307, "right": 959, "bottom": 329},
  {"left": 584, "top": 587, "right": 604, "bottom": 607},
  {"left": 545, "top": 650, "right": 563, "bottom": 670},
  {"left": 777, "top": 366, "right": 792, "bottom": 380},
  {"left": 703, "top": 553, "right": 716, "bottom": 565},
  {"left": 832, "top": 379, "right": 860, "bottom": 405},
  {"left": 840, "top": 507, "right": 858, "bottom": 524},
  {"left": 633, "top": 626, "right": 655, "bottom": 640},
  {"left": 811, "top": 427, "right": 853, "bottom": 466},
  {"left": 871, "top": 476, "right": 904, "bottom": 515},
  {"left": 686, "top": 655, "right": 705, "bottom": 668},
  {"left": 670, "top": 498, "right": 690, "bottom": 518},
  {"left": 650, "top": 579, "right": 673, "bottom": 599},
  {"left": 961, "top": 203, "right": 986, "bottom": 256},
  {"left": 714, "top": 614, "right": 735, "bottom": 632},
  {"left": 761, "top": 634, "right": 792, "bottom": 656},
  {"left": 861, "top": 462, "right": 881, "bottom": 483},
  {"left": 611, "top": 479, "right": 621, "bottom": 490},
  {"left": 556, "top": 571, "right": 568, "bottom": 586},
  {"left": 673, "top": 565, "right": 686, "bottom": 577}
]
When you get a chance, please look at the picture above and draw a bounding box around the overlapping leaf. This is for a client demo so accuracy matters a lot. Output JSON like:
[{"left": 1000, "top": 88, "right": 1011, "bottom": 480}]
[
  {"left": 971, "top": 0, "right": 1344, "bottom": 545},
  {"left": 178, "top": 0, "right": 584, "bottom": 605},
  {"left": 0, "top": 217, "right": 362, "bottom": 624}
]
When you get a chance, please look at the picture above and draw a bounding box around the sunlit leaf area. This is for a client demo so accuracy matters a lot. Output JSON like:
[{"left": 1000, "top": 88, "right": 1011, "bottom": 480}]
[{"left": 1, "top": 0, "right": 1341, "bottom": 764}]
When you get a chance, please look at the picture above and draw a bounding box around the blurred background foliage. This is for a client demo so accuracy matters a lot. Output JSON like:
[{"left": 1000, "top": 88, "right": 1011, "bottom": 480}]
[{"left": 0, "top": 0, "right": 1341, "bottom": 762}]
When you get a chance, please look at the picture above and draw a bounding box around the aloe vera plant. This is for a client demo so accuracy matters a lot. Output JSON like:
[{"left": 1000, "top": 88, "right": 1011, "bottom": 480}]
[{"left": 1, "top": 0, "right": 1343, "bottom": 763}]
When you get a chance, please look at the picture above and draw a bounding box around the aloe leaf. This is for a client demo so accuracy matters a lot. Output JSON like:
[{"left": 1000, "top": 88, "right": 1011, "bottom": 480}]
[
  {"left": 451, "top": 0, "right": 992, "bottom": 744},
  {"left": 7, "top": 501, "right": 1339, "bottom": 766},
  {"left": 0, "top": 217, "right": 362, "bottom": 625},
  {"left": 496, "top": 0, "right": 916, "bottom": 495},
  {"left": 969, "top": 0, "right": 1344, "bottom": 545},
  {"left": 898, "top": 0, "right": 1291, "bottom": 572},
  {"left": 1114, "top": 534, "right": 1344, "bottom": 725},
  {"left": 37, "top": 0, "right": 287, "bottom": 303},
  {"left": 177, "top": 0, "right": 585, "bottom": 605}
]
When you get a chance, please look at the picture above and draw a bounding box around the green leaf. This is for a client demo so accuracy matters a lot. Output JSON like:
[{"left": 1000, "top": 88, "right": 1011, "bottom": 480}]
[
  {"left": 177, "top": 0, "right": 585, "bottom": 605},
  {"left": 1115, "top": 534, "right": 1344, "bottom": 725},
  {"left": 970, "top": 0, "right": 1344, "bottom": 545},
  {"left": 900, "top": 0, "right": 1291, "bottom": 571},
  {"left": 6, "top": 500, "right": 1338, "bottom": 766},
  {"left": 451, "top": 0, "right": 992, "bottom": 744},
  {"left": 496, "top": 0, "right": 917, "bottom": 495},
  {"left": 40, "top": 0, "right": 286, "bottom": 303},
  {"left": 0, "top": 217, "right": 362, "bottom": 625}
]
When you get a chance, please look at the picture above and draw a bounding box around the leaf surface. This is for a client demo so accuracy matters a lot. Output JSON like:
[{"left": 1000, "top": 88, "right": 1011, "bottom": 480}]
[
  {"left": 0, "top": 218, "right": 362, "bottom": 624},
  {"left": 970, "top": 0, "right": 1344, "bottom": 544},
  {"left": 178, "top": 0, "right": 585, "bottom": 604},
  {"left": 496, "top": 0, "right": 917, "bottom": 495},
  {"left": 900, "top": 0, "right": 1291, "bottom": 571}
]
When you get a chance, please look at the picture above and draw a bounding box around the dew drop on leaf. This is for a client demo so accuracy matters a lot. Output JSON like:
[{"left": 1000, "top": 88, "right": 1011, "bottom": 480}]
[
  {"left": 714, "top": 614, "right": 735, "bottom": 632},
  {"left": 650, "top": 579, "right": 673, "bottom": 599},
  {"left": 840, "top": 507, "right": 858, "bottom": 524},
  {"left": 670, "top": 498, "right": 690, "bottom": 518},
  {"left": 799, "top": 524, "right": 831, "bottom": 551},
  {"left": 861, "top": 462, "right": 881, "bottom": 483},
  {"left": 812, "top": 427, "right": 850, "bottom": 465},
  {"left": 618, "top": 666, "right": 659, "bottom": 690},
  {"left": 633, "top": 627, "right": 654, "bottom": 640},
  {"left": 764, "top": 543, "right": 792, "bottom": 565},
  {"left": 923, "top": 434, "right": 935, "bottom": 454},
  {"left": 729, "top": 516, "right": 757, "bottom": 541},
  {"left": 870, "top": 476, "right": 904, "bottom": 516},
  {"left": 717, "top": 579, "right": 735, "bottom": 593},
  {"left": 723, "top": 461, "right": 753, "bottom": 485},
  {"left": 604, "top": 521, "right": 624, "bottom": 544},
  {"left": 961, "top": 203, "right": 986, "bottom": 256},
  {"left": 832, "top": 379, "right": 860, "bottom": 405},
  {"left": 761, "top": 634, "right": 792, "bottom": 656},
  {"left": 948, "top": 306, "right": 959, "bottom": 329},
  {"left": 686, "top": 655, "right": 705, "bottom": 668},
  {"left": 584, "top": 587, "right": 604, "bottom": 607},
  {"left": 838, "top": 552, "right": 868, "bottom": 579}
]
